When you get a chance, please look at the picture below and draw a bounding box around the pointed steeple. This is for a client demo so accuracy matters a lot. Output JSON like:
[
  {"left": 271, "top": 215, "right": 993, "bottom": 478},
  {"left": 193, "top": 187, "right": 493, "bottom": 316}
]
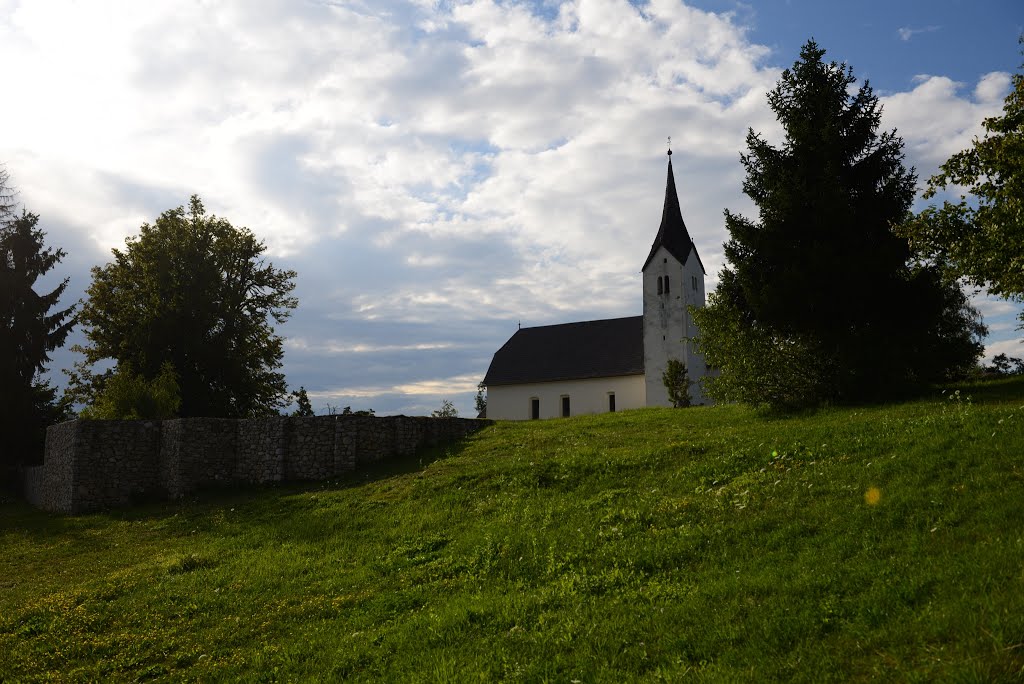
[{"left": 642, "top": 147, "right": 702, "bottom": 272}]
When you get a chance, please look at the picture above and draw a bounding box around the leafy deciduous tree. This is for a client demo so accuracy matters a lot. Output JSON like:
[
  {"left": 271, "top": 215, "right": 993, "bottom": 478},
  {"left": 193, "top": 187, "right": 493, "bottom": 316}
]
[
  {"left": 900, "top": 41, "right": 1024, "bottom": 326},
  {"left": 290, "top": 386, "right": 315, "bottom": 417},
  {"left": 79, "top": 362, "right": 181, "bottom": 420},
  {"left": 432, "top": 399, "right": 458, "bottom": 418},
  {"left": 693, "top": 40, "right": 985, "bottom": 407},
  {"left": 341, "top": 406, "right": 375, "bottom": 416},
  {"left": 986, "top": 353, "right": 1024, "bottom": 376},
  {"left": 475, "top": 381, "right": 487, "bottom": 417},
  {"left": 70, "top": 196, "right": 297, "bottom": 418}
]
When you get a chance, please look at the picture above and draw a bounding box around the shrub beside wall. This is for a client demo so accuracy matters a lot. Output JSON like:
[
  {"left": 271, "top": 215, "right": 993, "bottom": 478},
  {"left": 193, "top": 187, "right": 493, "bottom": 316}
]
[{"left": 23, "top": 415, "right": 490, "bottom": 513}]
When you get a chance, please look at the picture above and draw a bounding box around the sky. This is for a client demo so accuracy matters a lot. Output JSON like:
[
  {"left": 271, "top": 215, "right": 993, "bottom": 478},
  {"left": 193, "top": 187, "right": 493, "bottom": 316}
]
[{"left": 2, "top": 0, "right": 1021, "bottom": 417}]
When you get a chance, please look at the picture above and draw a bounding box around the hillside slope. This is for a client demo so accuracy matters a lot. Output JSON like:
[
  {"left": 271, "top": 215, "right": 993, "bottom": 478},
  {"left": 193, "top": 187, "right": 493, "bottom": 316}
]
[{"left": 2, "top": 379, "right": 1024, "bottom": 681}]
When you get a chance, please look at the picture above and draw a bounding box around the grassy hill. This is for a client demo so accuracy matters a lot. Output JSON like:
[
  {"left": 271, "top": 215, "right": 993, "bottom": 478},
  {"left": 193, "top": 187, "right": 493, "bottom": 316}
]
[{"left": 2, "top": 379, "right": 1024, "bottom": 682}]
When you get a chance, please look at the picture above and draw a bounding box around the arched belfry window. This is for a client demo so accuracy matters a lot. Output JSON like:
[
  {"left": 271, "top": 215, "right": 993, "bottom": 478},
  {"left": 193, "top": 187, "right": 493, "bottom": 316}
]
[
  {"left": 657, "top": 276, "right": 663, "bottom": 295},
  {"left": 664, "top": 276, "right": 670, "bottom": 294}
]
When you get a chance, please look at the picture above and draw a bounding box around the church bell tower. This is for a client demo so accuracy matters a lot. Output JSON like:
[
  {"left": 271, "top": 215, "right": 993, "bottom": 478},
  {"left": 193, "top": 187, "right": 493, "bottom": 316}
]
[{"left": 642, "top": 146, "right": 708, "bottom": 406}]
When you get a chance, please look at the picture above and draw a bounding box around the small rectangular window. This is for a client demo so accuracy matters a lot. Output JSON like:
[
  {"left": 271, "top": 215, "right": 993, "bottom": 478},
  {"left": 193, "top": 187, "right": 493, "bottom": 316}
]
[
  {"left": 608, "top": 393, "right": 616, "bottom": 412},
  {"left": 561, "top": 396, "right": 570, "bottom": 417},
  {"left": 692, "top": 275, "right": 698, "bottom": 291},
  {"left": 531, "top": 398, "right": 540, "bottom": 420}
]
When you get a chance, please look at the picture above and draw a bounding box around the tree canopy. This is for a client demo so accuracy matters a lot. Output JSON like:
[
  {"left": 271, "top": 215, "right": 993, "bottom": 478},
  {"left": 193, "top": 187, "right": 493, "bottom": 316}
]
[
  {"left": 475, "top": 382, "right": 487, "bottom": 418},
  {"left": 901, "top": 42, "right": 1024, "bottom": 324},
  {"left": 290, "top": 386, "right": 315, "bottom": 417},
  {"left": 79, "top": 362, "right": 181, "bottom": 421},
  {"left": 0, "top": 168, "right": 76, "bottom": 473},
  {"left": 661, "top": 358, "right": 692, "bottom": 408},
  {"left": 693, "top": 40, "right": 985, "bottom": 407},
  {"left": 432, "top": 399, "right": 458, "bottom": 418},
  {"left": 70, "top": 196, "right": 297, "bottom": 418}
]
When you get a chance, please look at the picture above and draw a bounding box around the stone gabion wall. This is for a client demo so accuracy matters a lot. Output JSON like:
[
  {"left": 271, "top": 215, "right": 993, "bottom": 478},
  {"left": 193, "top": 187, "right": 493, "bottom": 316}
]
[
  {"left": 23, "top": 421, "right": 79, "bottom": 514},
  {"left": 286, "top": 416, "right": 338, "bottom": 480},
  {"left": 24, "top": 415, "right": 490, "bottom": 514},
  {"left": 236, "top": 418, "right": 287, "bottom": 484},
  {"left": 161, "top": 419, "right": 238, "bottom": 499},
  {"left": 75, "top": 420, "right": 163, "bottom": 512}
]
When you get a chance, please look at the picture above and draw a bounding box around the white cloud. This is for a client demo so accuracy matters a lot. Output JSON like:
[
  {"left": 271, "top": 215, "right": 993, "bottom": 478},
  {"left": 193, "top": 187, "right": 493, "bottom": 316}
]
[
  {"left": 306, "top": 373, "right": 483, "bottom": 416},
  {"left": 975, "top": 296, "right": 1020, "bottom": 320},
  {"left": 286, "top": 338, "right": 455, "bottom": 355},
  {"left": 985, "top": 338, "right": 1024, "bottom": 363},
  {"left": 881, "top": 72, "right": 1010, "bottom": 174},
  {"left": 988, "top": 321, "right": 1019, "bottom": 334},
  {"left": 971, "top": 291, "right": 1023, "bottom": 364},
  {"left": 975, "top": 71, "right": 1012, "bottom": 104},
  {"left": 0, "top": 0, "right": 1014, "bottom": 412},
  {"left": 897, "top": 25, "right": 940, "bottom": 42}
]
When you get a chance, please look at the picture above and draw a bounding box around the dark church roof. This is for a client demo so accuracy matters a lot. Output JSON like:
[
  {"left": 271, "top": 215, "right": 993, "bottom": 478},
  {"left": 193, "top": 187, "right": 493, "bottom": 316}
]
[
  {"left": 642, "top": 153, "right": 705, "bottom": 273},
  {"left": 483, "top": 316, "right": 644, "bottom": 386}
]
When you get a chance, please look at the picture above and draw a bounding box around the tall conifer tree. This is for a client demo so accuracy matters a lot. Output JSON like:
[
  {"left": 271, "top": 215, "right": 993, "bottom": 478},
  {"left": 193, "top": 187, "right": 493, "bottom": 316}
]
[
  {"left": 0, "top": 170, "right": 76, "bottom": 474},
  {"left": 694, "top": 41, "right": 984, "bottom": 406}
]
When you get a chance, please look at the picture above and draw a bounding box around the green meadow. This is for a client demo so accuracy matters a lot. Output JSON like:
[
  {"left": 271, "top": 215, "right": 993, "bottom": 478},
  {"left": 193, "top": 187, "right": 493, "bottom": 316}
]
[{"left": 2, "top": 378, "right": 1024, "bottom": 682}]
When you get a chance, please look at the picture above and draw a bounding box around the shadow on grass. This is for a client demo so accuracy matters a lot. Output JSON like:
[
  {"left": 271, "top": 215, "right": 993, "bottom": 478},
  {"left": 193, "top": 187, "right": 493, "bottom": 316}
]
[
  {"left": 953, "top": 375, "right": 1024, "bottom": 404},
  {"left": 747, "top": 375, "right": 1024, "bottom": 421}
]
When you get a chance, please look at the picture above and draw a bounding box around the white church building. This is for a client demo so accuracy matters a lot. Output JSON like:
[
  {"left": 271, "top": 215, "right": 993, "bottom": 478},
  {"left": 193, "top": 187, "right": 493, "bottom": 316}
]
[{"left": 483, "top": 150, "right": 709, "bottom": 420}]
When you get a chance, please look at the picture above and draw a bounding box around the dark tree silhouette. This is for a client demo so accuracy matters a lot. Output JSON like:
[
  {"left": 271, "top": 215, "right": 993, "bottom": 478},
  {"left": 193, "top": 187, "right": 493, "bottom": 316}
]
[
  {"left": 1, "top": 169, "right": 76, "bottom": 476},
  {"left": 694, "top": 41, "right": 985, "bottom": 407},
  {"left": 70, "top": 196, "right": 297, "bottom": 418}
]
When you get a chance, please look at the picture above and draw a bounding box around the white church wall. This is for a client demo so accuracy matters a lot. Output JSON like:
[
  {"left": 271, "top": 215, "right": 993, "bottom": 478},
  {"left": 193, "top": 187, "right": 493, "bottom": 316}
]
[
  {"left": 643, "top": 245, "right": 687, "bottom": 407},
  {"left": 681, "top": 244, "right": 708, "bottom": 406},
  {"left": 642, "top": 245, "right": 710, "bottom": 406},
  {"left": 487, "top": 374, "right": 646, "bottom": 420}
]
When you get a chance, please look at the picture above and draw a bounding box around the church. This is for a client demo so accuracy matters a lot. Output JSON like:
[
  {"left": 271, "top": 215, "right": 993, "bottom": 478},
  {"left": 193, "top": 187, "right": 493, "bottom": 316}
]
[{"left": 482, "top": 149, "right": 709, "bottom": 420}]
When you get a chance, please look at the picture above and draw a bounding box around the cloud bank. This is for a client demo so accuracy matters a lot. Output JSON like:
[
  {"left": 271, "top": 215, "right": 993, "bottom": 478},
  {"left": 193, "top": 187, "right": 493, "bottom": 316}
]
[{"left": 0, "top": 0, "right": 1016, "bottom": 415}]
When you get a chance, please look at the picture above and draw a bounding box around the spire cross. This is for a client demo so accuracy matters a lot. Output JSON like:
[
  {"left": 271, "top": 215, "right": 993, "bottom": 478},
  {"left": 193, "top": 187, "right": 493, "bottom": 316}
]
[{"left": 667, "top": 136, "right": 672, "bottom": 156}]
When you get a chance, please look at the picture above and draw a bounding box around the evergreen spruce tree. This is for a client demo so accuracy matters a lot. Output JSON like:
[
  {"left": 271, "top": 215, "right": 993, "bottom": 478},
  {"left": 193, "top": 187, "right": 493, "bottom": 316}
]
[
  {"left": 694, "top": 40, "right": 984, "bottom": 407},
  {"left": 1, "top": 203, "right": 76, "bottom": 476}
]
